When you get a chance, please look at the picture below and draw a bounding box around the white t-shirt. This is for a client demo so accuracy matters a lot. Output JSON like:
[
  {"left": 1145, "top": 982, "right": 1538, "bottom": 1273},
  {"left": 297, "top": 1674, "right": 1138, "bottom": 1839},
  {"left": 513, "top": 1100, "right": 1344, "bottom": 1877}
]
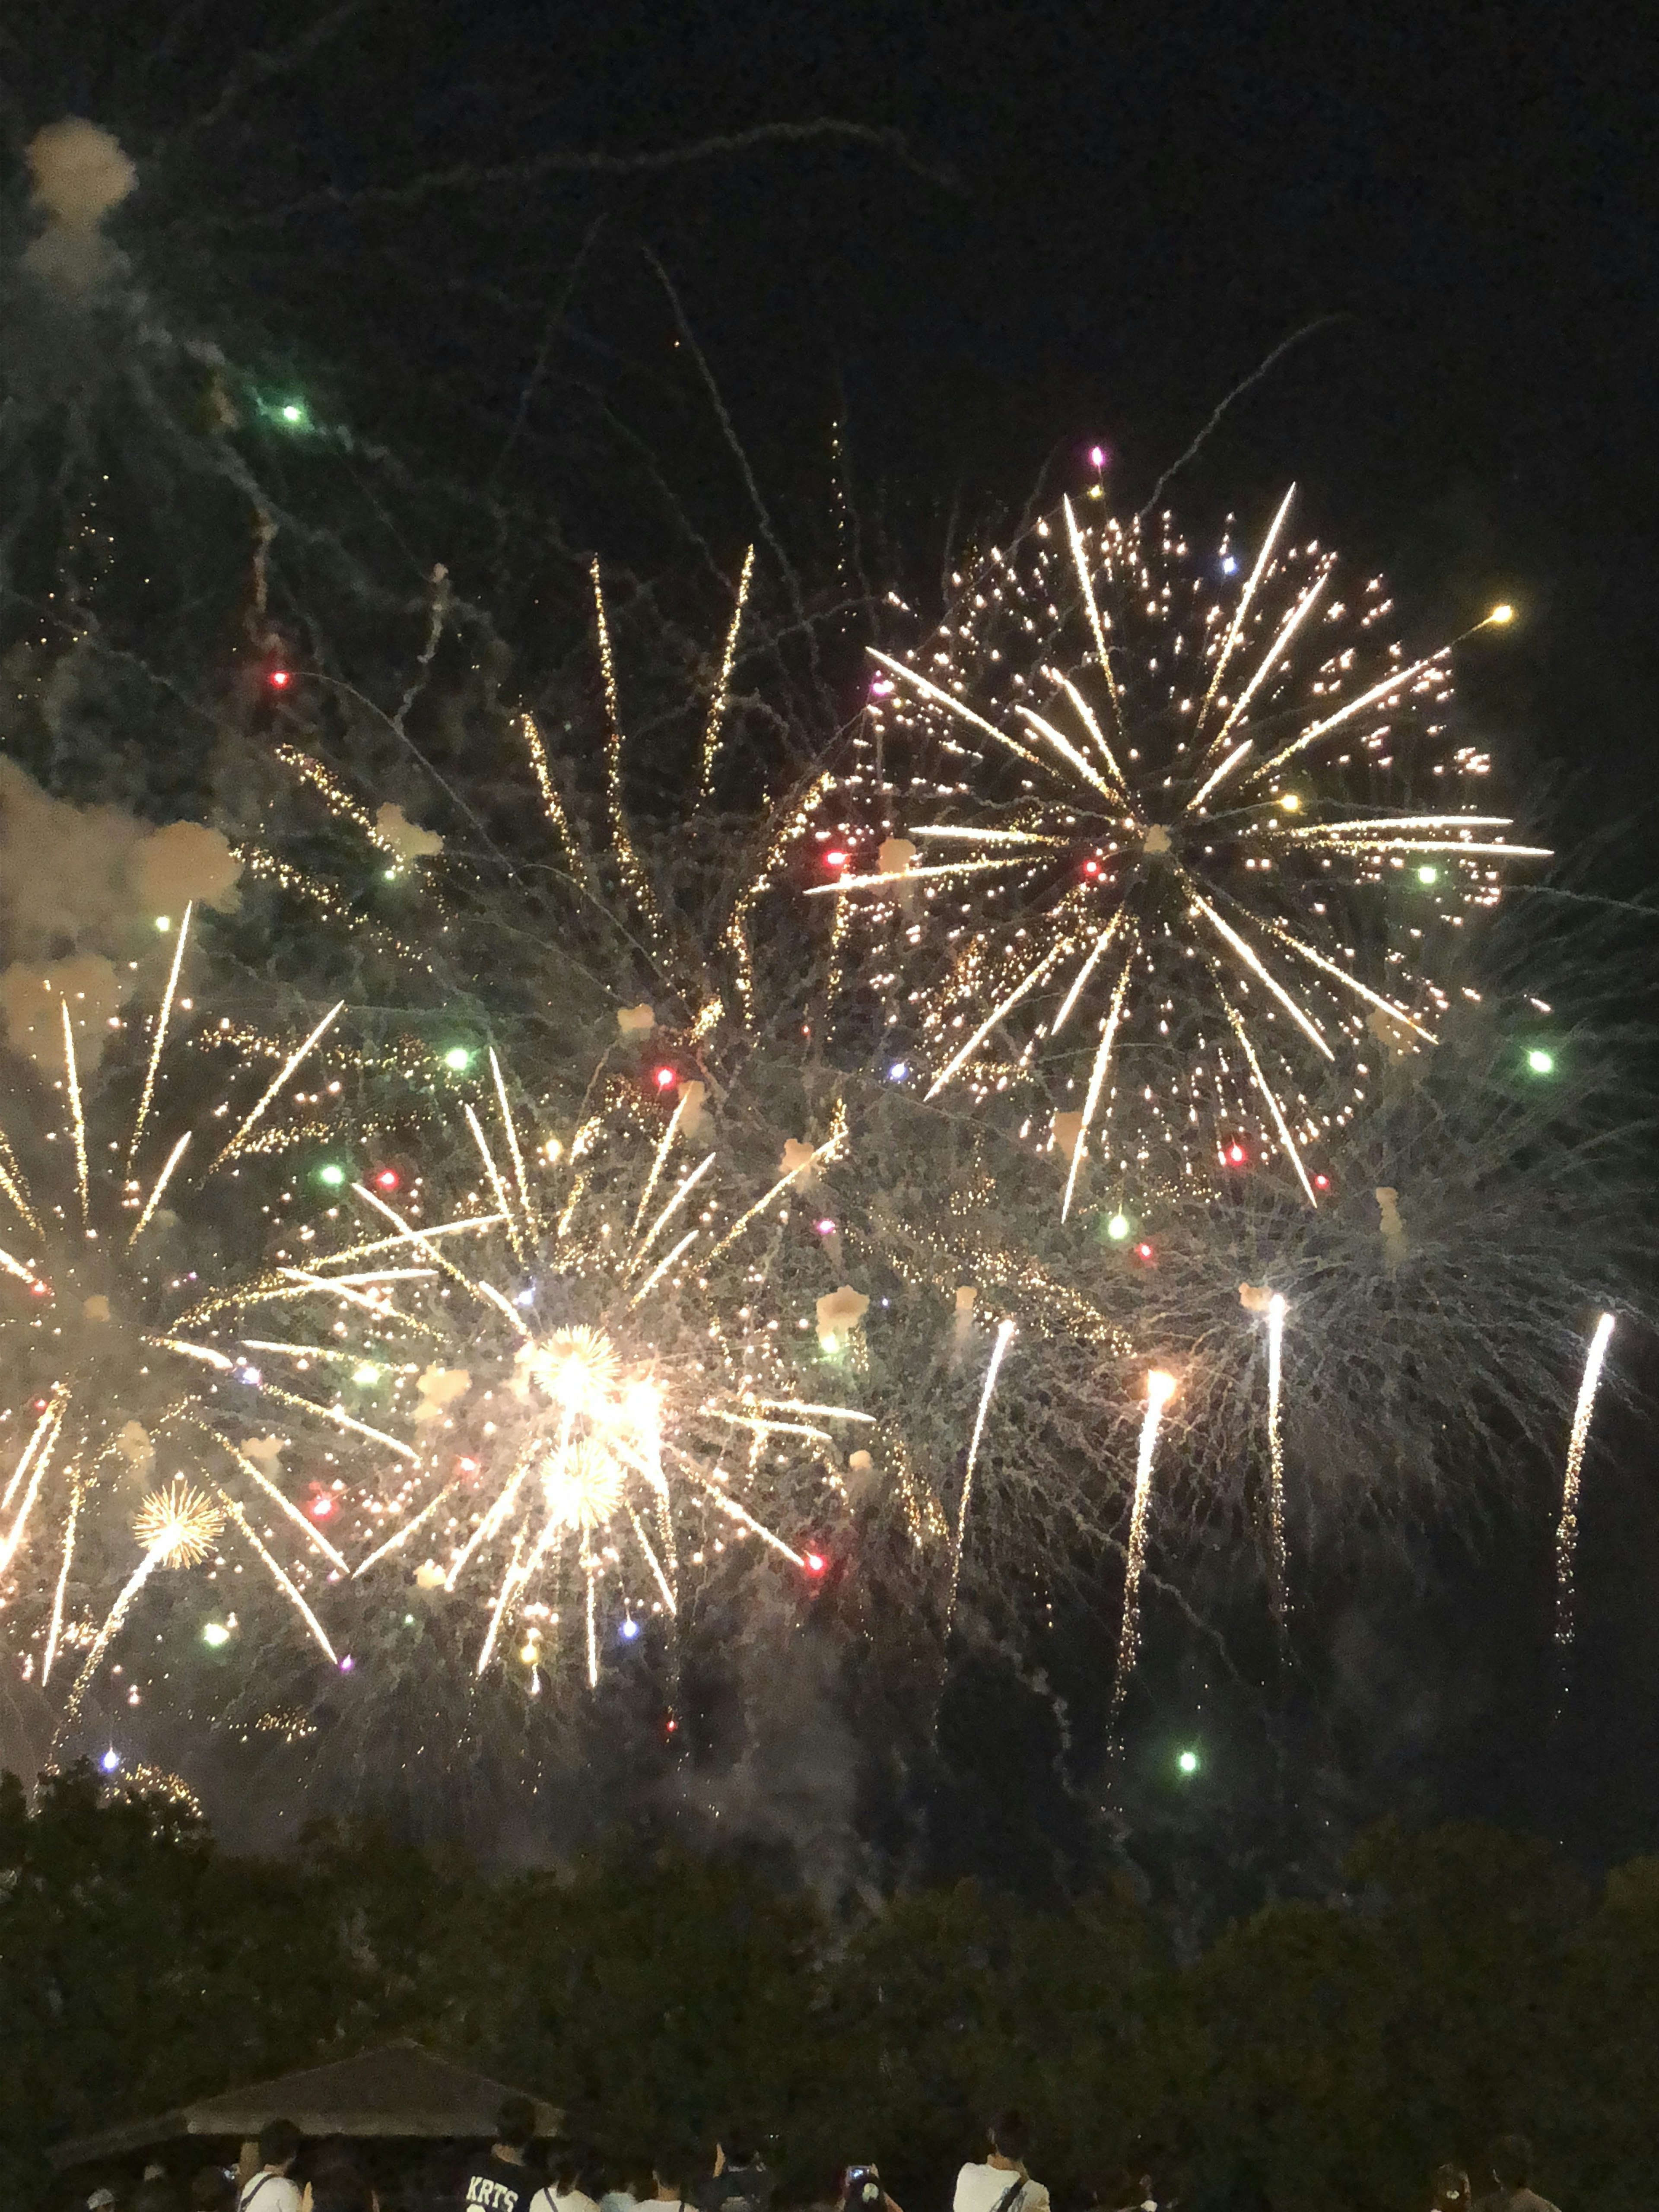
[
  {"left": 239, "top": 2176, "right": 303, "bottom": 2212},
  {"left": 954, "top": 2164, "right": 1050, "bottom": 2212},
  {"left": 530, "top": 2191, "right": 601, "bottom": 2212}
]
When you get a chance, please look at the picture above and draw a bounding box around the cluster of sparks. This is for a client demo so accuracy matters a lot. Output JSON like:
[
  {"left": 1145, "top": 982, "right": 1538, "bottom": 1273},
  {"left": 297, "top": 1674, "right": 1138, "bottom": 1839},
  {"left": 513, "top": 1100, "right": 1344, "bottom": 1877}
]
[
  {"left": 235, "top": 1064, "right": 864, "bottom": 1691},
  {"left": 810, "top": 489, "right": 1545, "bottom": 1211}
]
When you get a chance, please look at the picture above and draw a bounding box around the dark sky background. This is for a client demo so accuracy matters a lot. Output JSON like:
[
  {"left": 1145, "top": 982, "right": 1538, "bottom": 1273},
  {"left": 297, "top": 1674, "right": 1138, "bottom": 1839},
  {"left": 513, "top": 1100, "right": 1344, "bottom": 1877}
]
[{"left": 5, "top": 0, "right": 1659, "bottom": 1889}]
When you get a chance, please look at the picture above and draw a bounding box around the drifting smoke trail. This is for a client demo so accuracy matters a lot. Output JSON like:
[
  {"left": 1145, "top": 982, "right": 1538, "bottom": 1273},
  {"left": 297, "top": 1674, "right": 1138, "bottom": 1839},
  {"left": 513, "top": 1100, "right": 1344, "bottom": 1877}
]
[
  {"left": 1554, "top": 1312, "right": 1615, "bottom": 1670},
  {"left": 947, "top": 1318, "right": 1016, "bottom": 1627},
  {"left": 1112, "top": 1369, "right": 1177, "bottom": 1723},
  {"left": 1267, "top": 1293, "right": 1288, "bottom": 1627}
]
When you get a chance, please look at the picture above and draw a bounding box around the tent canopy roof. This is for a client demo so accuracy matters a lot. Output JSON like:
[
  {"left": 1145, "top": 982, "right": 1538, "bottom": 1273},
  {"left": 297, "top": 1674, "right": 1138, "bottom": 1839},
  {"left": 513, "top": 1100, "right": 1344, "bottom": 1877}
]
[{"left": 51, "top": 2041, "right": 561, "bottom": 2169}]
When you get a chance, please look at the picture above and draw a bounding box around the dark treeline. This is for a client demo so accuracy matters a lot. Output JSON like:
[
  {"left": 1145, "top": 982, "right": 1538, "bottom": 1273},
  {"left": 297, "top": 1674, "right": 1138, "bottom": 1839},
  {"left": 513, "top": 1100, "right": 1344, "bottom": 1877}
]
[{"left": 6, "top": 1768, "right": 1659, "bottom": 2212}]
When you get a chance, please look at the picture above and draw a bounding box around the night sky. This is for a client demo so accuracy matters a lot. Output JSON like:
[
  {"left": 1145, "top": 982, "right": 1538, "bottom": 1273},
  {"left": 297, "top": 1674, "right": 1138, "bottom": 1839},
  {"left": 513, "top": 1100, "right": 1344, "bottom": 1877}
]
[{"left": 5, "top": 1, "right": 1658, "bottom": 1884}]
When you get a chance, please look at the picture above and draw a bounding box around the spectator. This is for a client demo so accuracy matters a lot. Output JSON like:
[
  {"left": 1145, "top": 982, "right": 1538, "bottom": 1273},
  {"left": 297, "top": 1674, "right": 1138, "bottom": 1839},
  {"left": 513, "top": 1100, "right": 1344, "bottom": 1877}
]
[
  {"left": 697, "top": 2140, "right": 773, "bottom": 2212},
  {"left": 240, "top": 2124, "right": 304, "bottom": 2212},
  {"left": 841, "top": 2162, "right": 903, "bottom": 2212},
  {"left": 599, "top": 2167, "right": 643, "bottom": 2212},
  {"left": 642, "top": 2163, "right": 687, "bottom": 2212},
  {"left": 954, "top": 2113, "right": 1051, "bottom": 2212},
  {"left": 530, "top": 2157, "right": 598, "bottom": 2212},
  {"left": 189, "top": 2172, "right": 236, "bottom": 2212},
  {"left": 459, "top": 2098, "right": 543, "bottom": 2212},
  {"left": 1430, "top": 2165, "right": 1472, "bottom": 2211},
  {"left": 1477, "top": 2139, "right": 1559, "bottom": 2212}
]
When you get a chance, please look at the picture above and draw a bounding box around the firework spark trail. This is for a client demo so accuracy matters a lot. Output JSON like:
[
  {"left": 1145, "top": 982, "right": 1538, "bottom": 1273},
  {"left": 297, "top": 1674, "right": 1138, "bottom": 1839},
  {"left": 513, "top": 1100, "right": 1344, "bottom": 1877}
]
[
  {"left": 0, "top": 1396, "right": 66, "bottom": 1573},
  {"left": 520, "top": 712, "right": 588, "bottom": 879},
  {"left": 41, "top": 1475, "right": 80, "bottom": 1684},
  {"left": 210, "top": 1001, "right": 344, "bottom": 1168},
  {"left": 1266, "top": 1294, "right": 1288, "bottom": 1626},
  {"left": 592, "top": 559, "right": 664, "bottom": 949},
  {"left": 946, "top": 1317, "right": 1016, "bottom": 1627},
  {"left": 60, "top": 1002, "right": 90, "bottom": 1223},
  {"left": 1060, "top": 940, "right": 1137, "bottom": 1220},
  {"left": 213, "top": 1489, "right": 339, "bottom": 1663},
  {"left": 128, "top": 903, "right": 192, "bottom": 1167},
  {"left": 1112, "top": 1370, "right": 1177, "bottom": 1723},
  {"left": 1554, "top": 1312, "right": 1616, "bottom": 1665},
  {"left": 54, "top": 1484, "right": 224, "bottom": 1742},
  {"left": 699, "top": 544, "right": 756, "bottom": 804},
  {"left": 127, "top": 1130, "right": 192, "bottom": 1247}
]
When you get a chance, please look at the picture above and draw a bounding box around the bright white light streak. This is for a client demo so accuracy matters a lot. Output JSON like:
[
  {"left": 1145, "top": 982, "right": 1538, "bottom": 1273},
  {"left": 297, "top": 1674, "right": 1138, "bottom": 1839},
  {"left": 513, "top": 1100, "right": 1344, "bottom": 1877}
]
[
  {"left": 445, "top": 1454, "right": 534, "bottom": 1591},
  {"left": 57, "top": 1546, "right": 166, "bottom": 1736},
  {"left": 1188, "top": 891, "right": 1335, "bottom": 1061},
  {"left": 1255, "top": 916, "right": 1439, "bottom": 1043},
  {"left": 868, "top": 649, "right": 1045, "bottom": 772},
  {"left": 1218, "top": 993, "right": 1319, "bottom": 1207},
  {"left": 465, "top": 1103, "right": 524, "bottom": 1261},
  {"left": 1186, "top": 737, "right": 1254, "bottom": 816},
  {"left": 625, "top": 1227, "right": 699, "bottom": 1312},
  {"left": 699, "top": 543, "right": 755, "bottom": 802},
  {"left": 1112, "top": 1369, "right": 1177, "bottom": 1719},
  {"left": 257, "top": 1379, "right": 422, "bottom": 1462},
  {"left": 925, "top": 939, "right": 1070, "bottom": 1098},
  {"left": 1251, "top": 646, "right": 1452, "bottom": 782},
  {"left": 0, "top": 1398, "right": 64, "bottom": 1572},
  {"left": 628, "top": 1506, "right": 677, "bottom": 1614},
  {"left": 214, "top": 1488, "right": 338, "bottom": 1662},
  {"left": 804, "top": 855, "right": 1033, "bottom": 897},
  {"left": 1052, "top": 672, "right": 1128, "bottom": 791},
  {"left": 128, "top": 903, "right": 192, "bottom": 1168},
  {"left": 1555, "top": 1313, "right": 1615, "bottom": 1659},
  {"left": 947, "top": 1317, "right": 1016, "bottom": 1626},
  {"left": 1209, "top": 568, "right": 1329, "bottom": 752},
  {"left": 127, "top": 1130, "right": 191, "bottom": 1246},
  {"left": 477, "top": 1527, "right": 530, "bottom": 1675},
  {"left": 489, "top": 1047, "right": 535, "bottom": 1228},
  {"left": 1061, "top": 942, "right": 1138, "bottom": 1221},
  {"left": 208, "top": 1430, "right": 350, "bottom": 1573},
  {"left": 705, "top": 1117, "right": 847, "bottom": 1261},
  {"left": 212, "top": 1001, "right": 344, "bottom": 1168},
  {"left": 352, "top": 1481, "right": 459, "bottom": 1579},
  {"left": 60, "top": 1001, "right": 89, "bottom": 1223},
  {"left": 0, "top": 1242, "right": 40, "bottom": 1289},
  {"left": 633, "top": 1152, "right": 716, "bottom": 1271},
  {"left": 1014, "top": 702, "right": 1120, "bottom": 799},
  {"left": 1062, "top": 495, "right": 1123, "bottom": 730},
  {"left": 1, "top": 1392, "right": 63, "bottom": 1519},
  {"left": 1197, "top": 484, "right": 1297, "bottom": 736}
]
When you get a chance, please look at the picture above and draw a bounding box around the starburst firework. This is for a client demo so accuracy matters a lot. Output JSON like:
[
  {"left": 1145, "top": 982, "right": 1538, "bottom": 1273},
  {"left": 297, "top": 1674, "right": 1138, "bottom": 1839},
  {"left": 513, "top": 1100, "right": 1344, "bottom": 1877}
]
[
  {"left": 810, "top": 491, "right": 1546, "bottom": 1208},
  {"left": 0, "top": 915, "right": 400, "bottom": 1733},
  {"left": 251, "top": 1062, "right": 867, "bottom": 1690}
]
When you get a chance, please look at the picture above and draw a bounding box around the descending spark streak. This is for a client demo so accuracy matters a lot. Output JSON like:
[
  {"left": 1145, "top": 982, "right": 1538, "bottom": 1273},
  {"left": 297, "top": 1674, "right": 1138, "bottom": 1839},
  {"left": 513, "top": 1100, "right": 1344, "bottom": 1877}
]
[
  {"left": 1249, "top": 647, "right": 1451, "bottom": 782},
  {"left": 257, "top": 1379, "right": 423, "bottom": 1462},
  {"left": 56, "top": 1548, "right": 166, "bottom": 1734},
  {"left": 445, "top": 1456, "right": 533, "bottom": 1591},
  {"left": 627, "top": 1506, "right": 677, "bottom": 1613},
  {"left": 689, "top": 1471, "right": 807, "bottom": 1566},
  {"left": 206, "top": 1430, "right": 350, "bottom": 1573},
  {"left": 1196, "top": 484, "right": 1297, "bottom": 738},
  {"left": 127, "top": 1130, "right": 191, "bottom": 1246},
  {"left": 705, "top": 1117, "right": 847, "bottom": 1260},
  {"left": 592, "top": 559, "right": 663, "bottom": 947},
  {"left": 0, "top": 1129, "right": 39, "bottom": 1234},
  {"left": 1186, "top": 890, "right": 1335, "bottom": 1060},
  {"left": 631, "top": 1092, "right": 690, "bottom": 1237},
  {"left": 211, "top": 1001, "right": 344, "bottom": 1168},
  {"left": 0, "top": 1400, "right": 64, "bottom": 1571},
  {"left": 632, "top": 1153, "right": 715, "bottom": 1269},
  {"left": 1217, "top": 992, "right": 1319, "bottom": 1205},
  {"left": 868, "top": 650, "right": 1045, "bottom": 770},
  {"left": 351, "top": 1480, "right": 458, "bottom": 1578},
  {"left": 625, "top": 1227, "right": 699, "bottom": 1310},
  {"left": 1014, "top": 703, "right": 1119, "bottom": 798},
  {"left": 61, "top": 1002, "right": 89, "bottom": 1223},
  {"left": 41, "top": 1475, "right": 80, "bottom": 1682},
  {"left": 464, "top": 1104, "right": 524, "bottom": 1262},
  {"left": 489, "top": 1049, "right": 534, "bottom": 1229},
  {"left": 128, "top": 904, "right": 192, "bottom": 1167},
  {"left": 1053, "top": 672, "right": 1127, "bottom": 789},
  {"left": 699, "top": 543, "right": 755, "bottom": 803},
  {"left": 1061, "top": 942, "right": 1137, "bottom": 1220},
  {"left": 0, "top": 1242, "right": 39, "bottom": 1289},
  {"left": 925, "top": 939, "right": 1070, "bottom": 1098},
  {"left": 1113, "top": 1370, "right": 1177, "bottom": 1718},
  {"left": 585, "top": 1549, "right": 598, "bottom": 1688},
  {"left": 519, "top": 712, "right": 587, "bottom": 878},
  {"left": 348, "top": 1182, "right": 525, "bottom": 1334},
  {"left": 1062, "top": 495, "right": 1123, "bottom": 732},
  {"left": 804, "top": 856, "right": 1032, "bottom": 895},
  {"left": 1208, "top": 568, "right": 1329, "bottom": 753},
  {"left": 1266, "top": 1294, "right": 1288, "bottom": 1626},
  {"left": 1187, "top": 737, "right": 1255, "bottom": 817},
  {"left": 1554, "top": 1313, "right": 1616, "bottom": 1661},
  {"left": 2, "top": 1393, "right": 64, "bottom": 1519},
  {"left": 947, "top": 1318, "right": 1016, "bottom": 1627},
  {"left": 213, "top": 1489, "right": 338, "bottom": 1662},
  {"left": 1254, "top": 916, "right": 1439, "bottom": 1042},
  {"left": 477, "top": 1528, "right": 528, "bottom": 1677}
]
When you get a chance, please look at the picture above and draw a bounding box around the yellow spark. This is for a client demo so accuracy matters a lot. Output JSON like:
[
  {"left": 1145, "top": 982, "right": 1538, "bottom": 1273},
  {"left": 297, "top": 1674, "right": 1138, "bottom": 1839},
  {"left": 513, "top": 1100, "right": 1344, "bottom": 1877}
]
[
  {"left": 0, "top": 1128, "right": 39, "bottom": 1236},
  {"left": 1555, "top": 1313, "right": 1615, "bottom": 1657},
  {"left": 632, "top": 1152, "right": 716, "bottom": 1271},
  {"left": 519, "top": 711, "right": 588, "bottom": 878},
  {"left": 1014, "top": 701, "right": 1122, "bottom": 800},
  {"left": 1487, "top": 603, "right": 1515, "bottom": 626},
  {"left": 1208, "top": 566, "right": 1330, "bottom": 753},
  {"left": 41, "top": 1473, "right": 81, "bottom": 1684},
  {"left": 127, "top": 902, "right": 192, "bottom": 1168},
  {"left": 625, "top": 1226, "right": 699, "bottom": 1311},
  {"left": 627, "top": 1506, "right": 677, "bottom": 1613},
  {"left": 705, "top": 1112, "right": 847, "bottom": 1260},
  {"left": 464, "top": 1102, "right": 525, "bottom": 1262},
  {"left": 593, "top": 557, "right": 664, "bottom": 948},
  {"left": 0, "top": 1393, "right": 66, "bottom": 1572},
  {"left": 1217, "top": 991, "right": 1319, "bottom": 1206},
  {"left": 488, "top": 1048, "right": 535, "bottom": 1230},
  {"left": 630, "top": 1090, "right": 691, "bottom": 1237}
]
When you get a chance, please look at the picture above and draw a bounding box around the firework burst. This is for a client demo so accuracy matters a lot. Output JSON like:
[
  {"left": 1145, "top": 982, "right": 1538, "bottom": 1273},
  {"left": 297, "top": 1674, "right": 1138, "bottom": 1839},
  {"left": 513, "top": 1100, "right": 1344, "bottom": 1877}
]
[
  {"left": 809, "top": 491, "right": 1545, "bottom": 1208},
  {"left": 248, "top": 1060, "right": 868, "bottom": 1691},
  {"left": 0, "top": 914, "right": 388, "bottom": 1735}
]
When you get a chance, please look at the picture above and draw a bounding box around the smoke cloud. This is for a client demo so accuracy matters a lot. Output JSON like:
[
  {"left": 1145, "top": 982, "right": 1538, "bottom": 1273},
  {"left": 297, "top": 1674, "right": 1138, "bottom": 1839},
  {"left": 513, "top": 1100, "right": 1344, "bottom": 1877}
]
[{"left": 23, "top": 119, "right": 137, "bottom": 291}]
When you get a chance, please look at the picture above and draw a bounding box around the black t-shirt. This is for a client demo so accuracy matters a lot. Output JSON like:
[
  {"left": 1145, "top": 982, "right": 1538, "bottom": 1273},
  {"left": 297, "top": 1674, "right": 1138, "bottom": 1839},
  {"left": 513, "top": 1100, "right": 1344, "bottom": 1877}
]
[{"left": 459, "top": 2152, "right": 538, "bottom": 2212}]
